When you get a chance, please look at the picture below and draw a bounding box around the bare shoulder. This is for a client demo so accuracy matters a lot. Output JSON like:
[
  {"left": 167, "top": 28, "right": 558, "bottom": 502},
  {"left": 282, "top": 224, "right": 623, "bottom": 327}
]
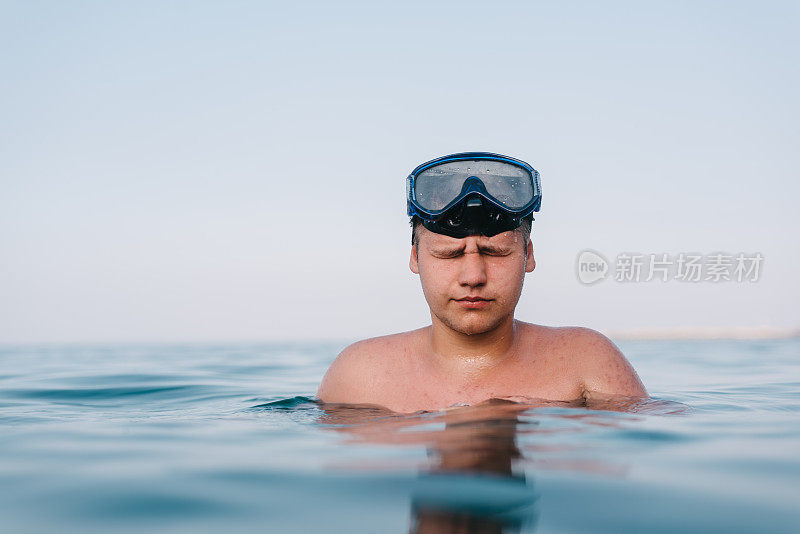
[
  {"left": 519, "top": 323, "right": 647, "bottom": 399},
  {"left": 567, "top": 326, "right": 647, "bottom": 398},
  {"left": 316, "top": 328, "right": 424, "bottom": 405}
]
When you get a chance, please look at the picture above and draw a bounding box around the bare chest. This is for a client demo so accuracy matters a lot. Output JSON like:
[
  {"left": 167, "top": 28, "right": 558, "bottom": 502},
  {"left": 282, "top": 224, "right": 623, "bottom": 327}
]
[{"left": 374, "top": 352, "right": 583, "bottom": 413}]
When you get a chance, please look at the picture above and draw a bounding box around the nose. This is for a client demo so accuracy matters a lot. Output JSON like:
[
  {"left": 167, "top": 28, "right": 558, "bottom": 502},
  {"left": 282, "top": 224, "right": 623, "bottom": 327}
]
[{"left": 457, "top": 250, "right": 488, "bottom": 288}]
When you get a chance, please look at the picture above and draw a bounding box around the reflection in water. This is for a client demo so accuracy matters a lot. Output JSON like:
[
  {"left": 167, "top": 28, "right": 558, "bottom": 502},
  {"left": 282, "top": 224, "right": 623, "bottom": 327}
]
[
  {"left": 321, "top": 399, "right": 537, "bottom": 532},
  {"left": 409, "top": 407, "right": 533, "bottom": 533},
  {"left": 316, "top": 396, "right": 686, "bottom": 533}
]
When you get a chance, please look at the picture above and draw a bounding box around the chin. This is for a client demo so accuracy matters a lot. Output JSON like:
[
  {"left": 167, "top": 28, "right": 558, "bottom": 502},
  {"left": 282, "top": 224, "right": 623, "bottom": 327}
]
[{"left": 445, "top": 313, "right": 503, "bottom": 336}]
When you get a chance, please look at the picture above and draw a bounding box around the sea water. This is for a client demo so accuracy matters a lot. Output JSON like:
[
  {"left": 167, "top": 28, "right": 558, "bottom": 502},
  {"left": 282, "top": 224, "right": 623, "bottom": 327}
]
[{"left": 1, "top": 338, "right": 798, "bottom": 533}]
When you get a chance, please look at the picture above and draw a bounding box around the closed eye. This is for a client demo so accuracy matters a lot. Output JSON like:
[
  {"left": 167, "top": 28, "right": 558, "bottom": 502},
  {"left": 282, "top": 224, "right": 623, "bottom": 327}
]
[
  {"left": 431, "top": 248, "right": 511, "bottom": 258},
  {"left": 479, "top": 246, "right": 512, "bottom": 256},
  {"left": 432, "top": 250, "right": 463, "bottom": 259}
]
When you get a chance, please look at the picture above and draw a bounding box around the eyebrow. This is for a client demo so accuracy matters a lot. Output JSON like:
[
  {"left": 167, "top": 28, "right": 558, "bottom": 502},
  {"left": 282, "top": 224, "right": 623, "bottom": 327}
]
[{"left": 431, "top": 243, "right": 512, "bottom": 255}]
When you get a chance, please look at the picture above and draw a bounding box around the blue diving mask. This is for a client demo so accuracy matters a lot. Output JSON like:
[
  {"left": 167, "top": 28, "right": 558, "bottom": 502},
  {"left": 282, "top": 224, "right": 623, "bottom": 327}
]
[{"left": 406, "top": 152, "right": 542, "bottom": 239}]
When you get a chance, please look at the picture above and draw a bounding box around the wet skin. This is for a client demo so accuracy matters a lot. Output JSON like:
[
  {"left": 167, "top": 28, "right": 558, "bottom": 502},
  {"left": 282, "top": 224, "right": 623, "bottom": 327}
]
[{"left": 317, "top": 226, "right": 647, "bottom": 414}]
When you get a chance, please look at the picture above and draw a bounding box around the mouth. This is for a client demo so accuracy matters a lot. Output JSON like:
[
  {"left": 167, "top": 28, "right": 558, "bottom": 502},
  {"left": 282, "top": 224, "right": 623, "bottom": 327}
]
[{"left": 453, "top": 296, "right": 493, "bottom": 309}]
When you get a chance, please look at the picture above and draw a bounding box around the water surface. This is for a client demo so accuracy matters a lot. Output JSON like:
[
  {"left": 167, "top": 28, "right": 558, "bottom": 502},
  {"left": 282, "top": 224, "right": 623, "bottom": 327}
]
[{"left": 1, "top": 338, "right": 798, "bottom": 533}]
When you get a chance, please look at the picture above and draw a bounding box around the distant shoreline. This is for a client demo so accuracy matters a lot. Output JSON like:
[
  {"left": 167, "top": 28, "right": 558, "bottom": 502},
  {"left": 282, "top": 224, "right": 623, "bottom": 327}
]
[
  {"left": 604, "top": 326, "right": 800, "bottom": 341},
  {"left": 1, "top": 327, "right": 799, "bottom": 346}
]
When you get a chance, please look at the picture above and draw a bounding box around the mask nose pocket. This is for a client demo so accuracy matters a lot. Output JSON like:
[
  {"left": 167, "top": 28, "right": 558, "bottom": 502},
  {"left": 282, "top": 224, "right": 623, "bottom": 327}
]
[{"left": 460, "top": 176, "right": 486, "bottom": 198}]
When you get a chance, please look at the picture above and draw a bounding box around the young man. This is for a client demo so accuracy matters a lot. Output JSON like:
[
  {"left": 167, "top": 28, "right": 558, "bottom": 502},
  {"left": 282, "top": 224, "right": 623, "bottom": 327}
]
[{"left": 317, "top": 152, "right": 646, "bottom": 413}]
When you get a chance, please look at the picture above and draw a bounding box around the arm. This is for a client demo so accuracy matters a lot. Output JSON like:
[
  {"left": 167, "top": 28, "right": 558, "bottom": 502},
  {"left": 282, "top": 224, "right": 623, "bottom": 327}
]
[{"left": 574, "top": 328, "right": 648, "bottom": 400}]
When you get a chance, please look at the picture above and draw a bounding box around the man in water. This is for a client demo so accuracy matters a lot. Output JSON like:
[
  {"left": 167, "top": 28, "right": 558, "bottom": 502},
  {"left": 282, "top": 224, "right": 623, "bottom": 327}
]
[{"left": 317, "top": 152, "right": 646, "bottom": 413}]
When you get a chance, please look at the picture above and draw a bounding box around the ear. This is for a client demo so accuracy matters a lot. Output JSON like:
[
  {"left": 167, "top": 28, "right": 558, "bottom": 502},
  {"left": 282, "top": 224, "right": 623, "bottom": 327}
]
[
  {"left": 409, "top": 244, "right": 420, "bottom": 274},
  {"left": 524, "top": 238, "right": 536, "bottom": 273}
]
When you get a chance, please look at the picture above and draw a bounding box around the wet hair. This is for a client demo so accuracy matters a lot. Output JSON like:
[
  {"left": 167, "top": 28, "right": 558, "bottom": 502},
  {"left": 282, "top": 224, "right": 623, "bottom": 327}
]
[{"left": 410, "top": 214, "right": 533, "bottom": 249}]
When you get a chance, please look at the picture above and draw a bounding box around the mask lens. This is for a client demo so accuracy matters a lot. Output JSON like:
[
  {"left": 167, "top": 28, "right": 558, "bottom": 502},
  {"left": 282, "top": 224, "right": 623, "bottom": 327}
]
[
  {"left": 414, "top": 160, "right": 534, "bottom": 213},
  {"left": 414, "top": 166, "right": 466, "bottom": 212}
]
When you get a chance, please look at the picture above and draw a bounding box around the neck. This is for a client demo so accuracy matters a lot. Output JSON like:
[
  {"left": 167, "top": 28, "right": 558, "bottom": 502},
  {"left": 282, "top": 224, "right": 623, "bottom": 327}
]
[{"left": 426, "top": 314, "right": 519, "bottom": 377}]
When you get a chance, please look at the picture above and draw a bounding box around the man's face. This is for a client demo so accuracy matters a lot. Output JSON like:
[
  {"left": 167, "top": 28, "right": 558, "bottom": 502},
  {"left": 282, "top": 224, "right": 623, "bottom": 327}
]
[{"left": 409, "top": 226, "right": 535, "bottom": 336}]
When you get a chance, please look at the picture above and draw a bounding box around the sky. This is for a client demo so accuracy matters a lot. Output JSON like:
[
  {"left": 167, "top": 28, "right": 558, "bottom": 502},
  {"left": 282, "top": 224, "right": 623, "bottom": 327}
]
[{"left": 1, "top": 1, "right": 798, "bottom": 344}]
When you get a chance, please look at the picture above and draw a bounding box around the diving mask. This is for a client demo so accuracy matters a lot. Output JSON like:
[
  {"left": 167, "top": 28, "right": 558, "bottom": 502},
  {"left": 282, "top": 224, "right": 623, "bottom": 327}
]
[{"left": 406, "top": 152, "right": 541, "bottom": 238}]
